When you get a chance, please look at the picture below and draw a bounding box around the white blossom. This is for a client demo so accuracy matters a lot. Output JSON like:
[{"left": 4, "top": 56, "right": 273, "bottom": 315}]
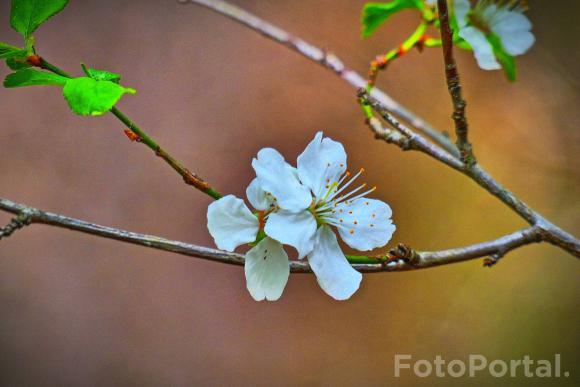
[
  {"left": 454, "top": 0, "right": 535, "bottom": 70},
  {"left": 207, "top": 132, "right": 396, "bottom": 301},
  {"left": 207, "top": 183, "right": 289, "bottom": 301}
]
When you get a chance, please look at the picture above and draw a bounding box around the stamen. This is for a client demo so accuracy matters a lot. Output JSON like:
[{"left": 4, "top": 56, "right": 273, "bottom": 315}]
[
  {"left": 328, "top": 168, "right": 364, "bottom": 202},
  {"left": 334, "top": 183, "right": 367, "bottom": 204},
  {"left": 342, "top": 186, "right": 377, "bottom": 204}
]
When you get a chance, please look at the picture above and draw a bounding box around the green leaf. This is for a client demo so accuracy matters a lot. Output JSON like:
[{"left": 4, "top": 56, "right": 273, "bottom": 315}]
[
  {"left": 488, "top": 33, "right": 517, "bottom": 81},
  {"left": 361, "top": 0, "right": 423, "bottom": 38},
  {"left": 10, "top": 0, "right": 70, "bottom": 38},
  {"left": 6, "top": 57, "right": 32, "bottom": 70},
  {"left": 4, "top": 68, "right": 68, "bottom": 88},
  {"left": 0, "top": 42, "right": 27, "bottom": 59},
  {"left": 81, "top": 64, "right": 121, "bottom": 83},
  {"left": 62, "top": 77, "right": 136, "bottom": 116}
]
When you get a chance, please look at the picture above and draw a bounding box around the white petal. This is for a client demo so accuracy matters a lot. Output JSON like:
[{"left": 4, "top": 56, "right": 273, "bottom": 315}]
[
  {"left": 246, "top": 178, "right": 273, "bottom": 211},
  {"left": 459, "top": 26, "right": 501, "bottom": 70},
  {"left": 499, "top": 30, "right": 534, "bottom": 56},
  {"left": 252, "top": 148, "right": 312, "bottom": 212},
  {"left": 490, "top": 10, "right": 532, "bottom": 33},
  {"left": 297, "top": 132, "right": 347, "bottom": 199},
  {"left": 207, "top": 195, "right": 259, "bottom": 251},
  {"left": 453, "top": 0, "right": 471, "bottom": 28},
  {"left": 491, "top": 12, "right": 534, "bottom": 56},
  {"left": 264, "top": 210, "right": 317, "bottom": 259},
  {"left": 335, "top": 198, "right": 396, "bottom": 251},
  {"left": 307, "top": 226, "right": 362, "bottom": 300},
  {"left": 245, "top": 237, "right": 290, "bottom": 301}
]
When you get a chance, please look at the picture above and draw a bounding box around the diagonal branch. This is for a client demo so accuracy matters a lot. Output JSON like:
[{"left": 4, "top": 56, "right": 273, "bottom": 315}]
[
  {"left": 182, "top": 0, "right": 459, "bottom": 158},
  {"left": 33, "top": 57, "right": 222, "bottom": 200},
  {"left": 0, "top": 197, "right": 548, "bottom": 272},
  {"left": 186, "top": 0, "right": 579, "bottom": 259},
  {"left": 358, "top": 90, "right": 580, "bottom": 258},
  {"left": 437, "top": 0, "right": 475, "bottom": 164}
]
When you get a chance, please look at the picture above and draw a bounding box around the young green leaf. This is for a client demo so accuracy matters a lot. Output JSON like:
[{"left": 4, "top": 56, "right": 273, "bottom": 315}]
[
  {"left": 0, "top": 42, "right": 27, "bottom": 59},
  {"left": 6, "top": 57, "right": 32, "bottom": 71},
  {"left": 81, "top": 64, "right": 122, "bottom": 83},
  {"left": 4, "top": 68, "right": 68, "bottom": 88},
  {"left": 361, "top": 0, "right": 423, "bottom": 38},
  {"left": 488, "top": 33, "right": 517, "bottom": 81},
  {"left": 10, "top": 0, "right": 70, "bottom": 38},
  {"left": 62, "top": 77, "right": 136, "bottom": 116}
]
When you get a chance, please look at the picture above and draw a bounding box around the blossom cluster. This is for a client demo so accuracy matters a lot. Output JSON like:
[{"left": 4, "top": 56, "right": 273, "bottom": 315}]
[
  {"left": 454, "top": 0, "right": 535, "bottom": 72},
  {"left": 207, "top": 133, "right": 396, "bottom": 301}
]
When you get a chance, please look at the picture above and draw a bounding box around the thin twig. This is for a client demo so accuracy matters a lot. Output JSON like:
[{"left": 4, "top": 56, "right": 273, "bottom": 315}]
[
  {"left": 0, "top": 197, "right": 547, "bottom": 272},
  {"left": 33, "top": 57, "right": 222, "bottom": 200},
  {"left": 182, "top": 0, "right": 459, "bottom": 158},
  {"left": 358, "top": 90, "right": 580, "bottom": 258},
  {"left": 437, "top": 0, "right": 475, "bottom": 164}
]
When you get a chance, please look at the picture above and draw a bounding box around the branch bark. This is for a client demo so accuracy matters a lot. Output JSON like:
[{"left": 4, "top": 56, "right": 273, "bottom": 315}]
[
  {"left": 0, "top": 197, "right": 548, "bottom": 272},
  {"left": 437, "top": 0, "right": 475, "bottom": 164},
  {"left": 182, "top": 0, "right": 459, "bottom": 158},
  {"left": 358, "top": 90, "right": 580, "bottom": 258}
]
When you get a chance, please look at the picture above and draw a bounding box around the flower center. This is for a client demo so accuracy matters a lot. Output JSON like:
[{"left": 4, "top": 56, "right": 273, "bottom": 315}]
[{"left": 312, "top": 168, "right": 376, "bottom": 227}]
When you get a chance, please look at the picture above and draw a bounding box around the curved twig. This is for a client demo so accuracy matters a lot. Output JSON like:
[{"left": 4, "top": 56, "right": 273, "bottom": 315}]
[
  {"left": 0, "top": 197, "right": 554, "bottom": 272},
  {"left": 359, "top": 91, "right": 580, "bottom": 258},
  {"left": 182, "top": 0, "right": 459, "bottom": 157}
]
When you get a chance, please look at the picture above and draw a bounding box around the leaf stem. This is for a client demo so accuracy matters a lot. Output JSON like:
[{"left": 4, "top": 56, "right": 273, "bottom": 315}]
[{"left": 34, "top": 57, "right": 222, "bottom": 200}]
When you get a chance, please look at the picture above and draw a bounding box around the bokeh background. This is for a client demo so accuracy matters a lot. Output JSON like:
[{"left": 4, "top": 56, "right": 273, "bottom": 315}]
[{"left": 0, "top": 0, "right": 578, "bottom": 385}]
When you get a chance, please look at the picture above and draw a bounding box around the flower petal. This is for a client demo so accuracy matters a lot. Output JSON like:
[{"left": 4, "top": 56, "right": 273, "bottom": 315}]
[
  {"left": 490, "top": 10, "right": 532, "bottom": 33},
  {"left": 297, "top": 132, "right": 347, "bottom": 200},
  {"left": 453, "top": 0, "right": 471, "bottom": 28},
  {"left": 207, "top": 195, "right": 259, "bottom": 251},
  {"left": 335, "top": 198, "right": 396, "bottom": 251},
  {"left": 308, "top": 226, "right": 362, "bottom": 300},
  {"left": 459, "top": 26, "right": 501, "bottom": 70},
  {"left": 490, "top": 11, "right": 534, "bottom": 56},
  {"left": 246, "top": 178, "right": 273, "bottom": 211},
  {"left": 264, "top": 210, "right": 317, "bottom": 259},
  {"left": 245, "top": 237, "right": 290, "bottom": 301},
  {"left": 498, "top": 29, "right": 534, "bottom": 56},
  {"left": 252, "top": 148, "right": 312, "bottom": 212}
]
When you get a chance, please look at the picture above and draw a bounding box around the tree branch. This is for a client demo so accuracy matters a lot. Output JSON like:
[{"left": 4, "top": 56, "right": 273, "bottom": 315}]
[
  {"left": 437, "top": 0, "right": 475, "bottom": 164},
  {"left": 33, "top": 57, "right": 222, "bottom": 200},
  {"left": 358, "top": 90, "right": 580, "bottom": 258},
  {"left": 0, "top": 197, "right": 550, "bottom": 272},
  {"left": 182, "top": 0, "right": 459, "bottom": 158}
]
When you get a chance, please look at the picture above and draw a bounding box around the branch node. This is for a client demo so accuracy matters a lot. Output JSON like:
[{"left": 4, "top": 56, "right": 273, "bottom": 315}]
[
  {"left": 0, "top": 211, "right": 33, "bottom": 241},
  {"left": 483, "top": 252, "right": 504, "bottom": 268},
  {"left": 386, "top": 243, "right": 419, "bottom": 267}
]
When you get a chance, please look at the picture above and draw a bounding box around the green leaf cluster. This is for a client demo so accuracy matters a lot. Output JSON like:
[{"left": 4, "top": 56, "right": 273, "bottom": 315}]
[
  {"left": 4, "top": 67, "right": 136, "bottom": 116},
  {"left": 63, "top": 77, "right": 135, "bottom": 116},
  {"left": 361, "top": 0, "right": 424, "bottom": 38},
  {"left": 10, "top": 0, "right": 70, "bottom": 39},
  {"left": 4, "top": 68, "right": 68, "bottom": 87}
]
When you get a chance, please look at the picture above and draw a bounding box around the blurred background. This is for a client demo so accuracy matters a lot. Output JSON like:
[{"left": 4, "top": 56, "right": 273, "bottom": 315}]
[{"left": 0, "top": 0, "right": 578, "bottom": 385}]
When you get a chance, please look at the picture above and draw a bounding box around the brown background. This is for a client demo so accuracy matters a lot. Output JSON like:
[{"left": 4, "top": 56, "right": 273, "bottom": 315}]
[{"left": 0, "top": 0, "right": 578, "bottom": 386}]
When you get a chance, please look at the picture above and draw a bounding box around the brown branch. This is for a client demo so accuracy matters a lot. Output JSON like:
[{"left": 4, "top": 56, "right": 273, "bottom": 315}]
[
  {"left": 33, "top": 58, "right": 222, "bottom": 201},
  {"left": 185, "top": 0, "right": 578, "bottom": 258},
  {"left": 358, "top": 90, "right": 580, "bottom": 258},
  {"left": 0, "top": 197, "right": 549, "bottom": 273},
  {"left": 437, "top": 0, "right": 475, "bottom": 164},
  {"left": 182, "top": 0, "right": 459, "bottom": 158}
]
